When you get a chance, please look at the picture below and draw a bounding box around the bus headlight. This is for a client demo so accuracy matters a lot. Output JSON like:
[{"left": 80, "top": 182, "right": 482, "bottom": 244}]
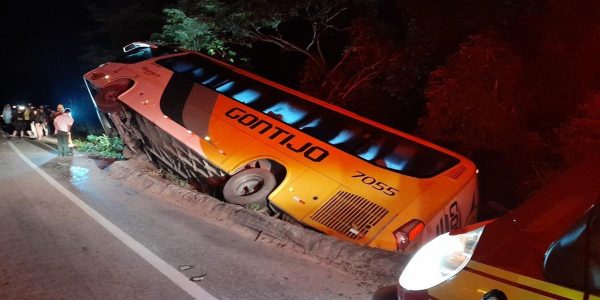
[{"left": 399, "top": 226, "right": 485, "bottom": 291}]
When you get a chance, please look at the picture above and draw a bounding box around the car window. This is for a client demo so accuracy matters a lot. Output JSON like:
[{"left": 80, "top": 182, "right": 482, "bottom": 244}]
[
  {"left": 586, "top": 205, "right": 599, "bottom": 292},
  {"left": 543, "top": 204, "right": 599, "bottom": 292}
]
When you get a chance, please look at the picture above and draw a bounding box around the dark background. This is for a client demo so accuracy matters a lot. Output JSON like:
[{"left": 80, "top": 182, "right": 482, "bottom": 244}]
[
  {"left": 1, "top": 0, "right": 103, "bottom": 131},
  {"left": 1, "top": 1, "right": 91, "bottom": 106}
]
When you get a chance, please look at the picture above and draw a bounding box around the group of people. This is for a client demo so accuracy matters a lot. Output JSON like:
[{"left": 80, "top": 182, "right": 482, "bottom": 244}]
[{"left": 2, "top": 103, "right": 75, "bottom": 156}]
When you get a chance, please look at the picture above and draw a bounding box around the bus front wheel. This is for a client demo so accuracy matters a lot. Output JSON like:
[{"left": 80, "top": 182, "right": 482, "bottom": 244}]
[{"left": 223, "top": 168, "right": 276, "bottom": 207}]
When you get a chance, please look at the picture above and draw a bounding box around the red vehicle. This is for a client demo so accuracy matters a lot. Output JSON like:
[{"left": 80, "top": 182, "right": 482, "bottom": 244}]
[{"left": 372, "top": 158, "right": 600, "bottom": 299}]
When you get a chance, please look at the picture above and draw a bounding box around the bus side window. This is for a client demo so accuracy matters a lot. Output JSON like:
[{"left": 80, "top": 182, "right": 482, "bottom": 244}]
[
  {"left": 299, "top": 118, "right": 321, "bottom": 130},
  {"left": 166, "top": 58, "right": 196, "bottom": 73},
  {"left": 263, "top": 101, "right": 308, "bottom": 125},
  {"left": 231, "top": 89, "right": 261, "bottom": 104},
  {"left": 191, "top": 67, "right": 205, "bottom": 79},
  {"left": 357, "top": 143, "right": 382, "bottom": 161},
  {"left": 329, "top": 129, "right": 355, "bottom": 145},
  {"left": 202, "top": 74, "right": 225, "bottom": 87},
  {"left": 378, "top": 144, "right": 416, "bottom": 171},
  {"left": 215, "top": 81, "right": 235, "bottom": 93},
  {"left": 300, "top": 118, "right": 341, "bottom": 140},
  {"left": 328, "top": 128, "right": 366, "bottom": 153},
  {"left": 354, "top": 135, "right": 382, "bottom": 161},
  {"left": 189, "top": 66, "right": 220, "bottom": 84},
  {"left": 407, "top": 148, "right": 456, "bottom": 177}
]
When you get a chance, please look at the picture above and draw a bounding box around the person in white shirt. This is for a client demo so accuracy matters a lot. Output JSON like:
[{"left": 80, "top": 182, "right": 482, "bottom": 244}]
[
  {"left": 53, "top": 104, "right": 74, "bottom": 156},
  {"left": 64, "top": 108, "right": 75, "bottom": 154}
]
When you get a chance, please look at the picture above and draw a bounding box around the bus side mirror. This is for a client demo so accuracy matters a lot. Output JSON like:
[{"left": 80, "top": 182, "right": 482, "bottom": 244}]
[{"left": 123, "top": 42, "right": 152, "bottom": 53}]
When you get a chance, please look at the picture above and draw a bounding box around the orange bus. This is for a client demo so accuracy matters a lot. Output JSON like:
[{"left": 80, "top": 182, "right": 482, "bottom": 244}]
[{"left": 83, "top": 42, "right": 479, "bottom": 252}]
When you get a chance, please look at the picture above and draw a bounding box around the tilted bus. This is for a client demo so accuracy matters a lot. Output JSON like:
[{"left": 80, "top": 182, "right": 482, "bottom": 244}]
[{"left": 83, "top": 42, "right": 479, "bottom": 252}]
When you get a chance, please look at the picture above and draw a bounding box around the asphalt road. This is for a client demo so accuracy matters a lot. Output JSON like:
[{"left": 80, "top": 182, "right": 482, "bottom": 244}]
[{"left": 0, "top": 135, "right": 374, "bottom": 300}]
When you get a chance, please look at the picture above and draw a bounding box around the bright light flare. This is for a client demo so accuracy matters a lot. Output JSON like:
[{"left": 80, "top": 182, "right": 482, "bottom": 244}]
[{"left": 399, "top": 226, "right": 484, "bottom": 291}]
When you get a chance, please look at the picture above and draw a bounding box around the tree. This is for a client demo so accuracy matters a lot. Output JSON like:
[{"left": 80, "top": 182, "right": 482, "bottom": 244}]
[
  {"left": 153, "top": 1, "right": 348, "bottom": 63},
  {"left": 419, "top": 33, "right": 526, "bottom": 156},
  {"left": 152, "top": 0, "right": 403, "bottom": 106},
  {"left": 556, "top": 92, "right": 600, "bottom": 164},
  {"left": 514, "top": 0, "right": 600, "bottom": 131},
  {"left": 151, "top": 8, "right": 236, "bottom": 60},
  {"left": 301, "top": 17, "right": 403, "bottom": 106},
  {"left": 418, "top": 33, "right": 539, "bottom": 212}
]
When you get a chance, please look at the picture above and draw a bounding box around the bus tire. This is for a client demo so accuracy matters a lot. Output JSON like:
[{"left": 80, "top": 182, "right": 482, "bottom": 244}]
[
  {"left": 223, "top": 168, "right": 276, "bottom": 206},
  {"left": 95, "top": 79, "right": 132, "bottom": 113}
]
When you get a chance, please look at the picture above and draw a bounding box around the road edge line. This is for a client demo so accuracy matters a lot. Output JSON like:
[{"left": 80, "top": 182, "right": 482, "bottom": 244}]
[{"left": 8, "top": 142, "right": 216, "bottom": 300}]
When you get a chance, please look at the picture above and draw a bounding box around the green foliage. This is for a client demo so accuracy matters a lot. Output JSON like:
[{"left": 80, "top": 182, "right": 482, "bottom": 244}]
[
  {"left": 74, "top": 134, "right": 125, "bottom": 159},
  {"left": 152, "top": 0, "right": 352, "bottom": 71},
  {"left": 160, "top": 169, "right": 190, "bottom": 188},
  {"left": 152, "top": 8, "right": 239, "bottom": 62}
]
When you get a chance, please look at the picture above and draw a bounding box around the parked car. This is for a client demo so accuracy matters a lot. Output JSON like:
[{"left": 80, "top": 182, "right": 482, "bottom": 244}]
[{"left": 372, "top": 159, "right": 599, "bottom": 299}]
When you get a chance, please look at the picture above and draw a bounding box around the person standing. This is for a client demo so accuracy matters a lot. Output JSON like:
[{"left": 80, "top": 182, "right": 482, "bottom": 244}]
[
  {"left": 41, "top": 105, "right": 50, "bottom": 136},
  {"left": 2, "top": 104, "right": 12, "bottom": 133},
  {"left": 53, "top": 104, "right": 73, "bottom": 156},
  {"left": 64, "top": 108, "right": 75, "bottom": 154},
  {"left": 11, "top": 106, "right": 26, "bottom": 138},
  {"left": 33, "top": 106, "right": 46, "bottom": 140},
  {"left": 24, "top": 106, "right": 35, "bottom": 138}
]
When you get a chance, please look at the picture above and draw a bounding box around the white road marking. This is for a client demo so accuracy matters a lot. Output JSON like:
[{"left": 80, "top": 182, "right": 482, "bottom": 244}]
[{"left": 8, "top": 142, "right": 216, "bottom": 300}]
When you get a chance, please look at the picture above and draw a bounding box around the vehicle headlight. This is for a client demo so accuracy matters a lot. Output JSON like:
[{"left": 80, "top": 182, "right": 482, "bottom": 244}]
[{"left": 399, "top": 226, "right": 485, "bottom": 291}]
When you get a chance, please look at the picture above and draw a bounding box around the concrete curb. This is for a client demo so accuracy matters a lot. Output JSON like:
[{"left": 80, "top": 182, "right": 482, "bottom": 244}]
[{"left": 105, "top": 159, "right": 408, "bottom": 283}]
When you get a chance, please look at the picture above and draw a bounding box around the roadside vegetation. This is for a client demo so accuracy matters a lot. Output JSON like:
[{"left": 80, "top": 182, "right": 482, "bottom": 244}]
[{"left": 73, "top": 134, "right": 125, "bottom": 159}]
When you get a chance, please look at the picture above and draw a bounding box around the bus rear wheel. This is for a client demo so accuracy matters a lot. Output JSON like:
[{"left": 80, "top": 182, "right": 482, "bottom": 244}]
[{"left": 223, "top": 168, "right": 276, "bottom": 207}]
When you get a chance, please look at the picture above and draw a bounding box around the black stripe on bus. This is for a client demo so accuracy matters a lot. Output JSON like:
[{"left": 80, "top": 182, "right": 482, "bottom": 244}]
[{"left": 160, "top": 73, "right": 194, "bottom": 126}]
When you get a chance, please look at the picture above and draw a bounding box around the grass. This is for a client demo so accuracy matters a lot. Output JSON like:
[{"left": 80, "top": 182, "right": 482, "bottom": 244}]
[{"left": 73, "top": 134, "right": 125, "bottom": 159}]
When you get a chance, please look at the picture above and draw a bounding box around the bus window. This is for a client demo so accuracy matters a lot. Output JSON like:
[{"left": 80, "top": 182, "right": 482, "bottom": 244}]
[
  {"left": 329, "top": 129, "right": 355, "bottom": 145},
  {"left": 112, "top": 46, "right": 180, "bottom": 64},
  {"left": 168, "top": 58, "right": 196, "bottom": 73},
  {"left": 191, "top": 67, "right": 205, "bottom": 78},
  {"left": 205, "top": 75, "right": 232, "bottom": 90},
  {"left": 378, "top": 144, "right": 415, "bottom": 171},
  {"left": 216, "top": 81, "right": 235, "bottom": 93},
  {"left": 405, "top": 148, "right": 456, "bottom": 177},
  {"left": 329, "top": 127, "right": 367, "bottom": 153},
  {"left": 299, "top": 118, "right": 321, "bottom": 130},
  {"left": 190, "top": 66, "right": 220, "bottom": 84},
  {"left": 358, "top": 144, "right": 381, "bottom": 161},
  {"left": 232, "top": 89, "right": 261, "bottom": 104},
  {"left": 263, "top": 101, "right": 308, "bottom": 125},
  {"left": 356, "top": 138, "right": 383, "bottom": 161},
  {"left": 201, "top": 75, "right": 219, "bottom": 85}
]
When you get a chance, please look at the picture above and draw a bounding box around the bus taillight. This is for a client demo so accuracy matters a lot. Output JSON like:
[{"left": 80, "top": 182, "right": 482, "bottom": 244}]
[{"left": 394, "top": 219, "right": 425, "bottom": 251}]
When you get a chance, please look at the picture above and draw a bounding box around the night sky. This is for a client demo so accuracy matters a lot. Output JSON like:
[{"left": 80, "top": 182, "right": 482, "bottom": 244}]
[{"left": 1, "top": 0, "right": 95, "bottom": 117}]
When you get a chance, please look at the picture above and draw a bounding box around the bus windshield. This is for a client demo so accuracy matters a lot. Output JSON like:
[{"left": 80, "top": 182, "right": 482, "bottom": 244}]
[{"left": 112, "top": 45, "right": 181, "bottom": 64}]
